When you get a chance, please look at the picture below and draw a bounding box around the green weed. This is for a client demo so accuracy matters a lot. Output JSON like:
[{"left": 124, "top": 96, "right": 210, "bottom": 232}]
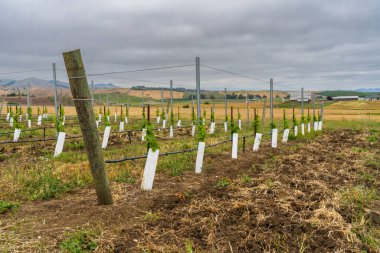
[
  {"left": 351, "top": 147, "right": 369, "bottom": 153},
  {"left": 53, "top": 151, "right": 87, "bottom": 163},
  {"left": 364, "top": 158, "right": 380, "bottom": 170},
  {"left": 265, "top": 178, "right": 274, "bottom": 189},
  {"left": 113, "top": 169, "right": 136, "bottom": 184},
  {"left": 359, "top": 172, "right": 377, "bottom": 187},
  {"left": 185, "top": 239, "right": 194, "bottom": 253},
  {"left": 59, "top": 229, "right": 98, "bottom": 253},
  {"left": 143, "top": 212, "right": 160, "bottom": 222},
  {"left": 272, "top": 232, "right": 288, "bottom": 252},
  {"left": 369, "top": 129, "right": 379, "bottom": 142},
  {"left": 241, "top": 174, "right": 252, "bottom": 184},
  {"left": 340, "top": 186, "right": 378, "bottom": 215},
  {"left": 66, "top": 141, "right": 85, "bottom": 150},
  {"left": 158, "top": 152, "right": 194, "bottom": 176},
  {"left": 216, "top": 177, "right": 230, "bottom": 187},
  {"left": 0, "top": 200, "right": 19, "bottom": 214},
  {"left": 21, "top": 165, "right": 83, "bottom": 200},
  {"left": 352, "top": 215, "right": 380, "bottom": 252}
]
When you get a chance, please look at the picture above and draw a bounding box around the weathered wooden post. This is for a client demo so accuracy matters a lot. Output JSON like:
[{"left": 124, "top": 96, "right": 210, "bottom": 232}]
[
  {"left": 254, "top": 108, "right": 257, "bottom": 135},
  {"left": 63, "top": 49, "right": 113, "bottom": 205},
  {"left": 270, "top": 78, "right": 274, "bottom": 127},
  {"left": 246, "top": 92, "right": 249, "bottom": 125}
]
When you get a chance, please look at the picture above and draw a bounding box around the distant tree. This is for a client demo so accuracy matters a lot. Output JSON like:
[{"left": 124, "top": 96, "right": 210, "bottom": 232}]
[
  {"left": 226, "top": 94, "right": 238, "bottom": 99},
  {"left": 131, "top": 86, "right": 146, "bottom": 90}
]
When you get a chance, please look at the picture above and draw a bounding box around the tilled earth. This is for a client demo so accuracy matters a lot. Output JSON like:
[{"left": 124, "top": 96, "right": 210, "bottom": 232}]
[{"left": 1, "top": 129, "right": 379, "bottom": 252}]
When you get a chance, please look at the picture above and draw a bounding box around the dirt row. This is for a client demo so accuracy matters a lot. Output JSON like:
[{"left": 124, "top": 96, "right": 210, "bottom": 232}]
[{"left": 1, "top": 129, "right": 379, "bottom": 252}]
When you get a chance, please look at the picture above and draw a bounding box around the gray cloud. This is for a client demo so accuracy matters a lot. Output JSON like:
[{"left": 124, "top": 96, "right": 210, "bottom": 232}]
[{"left": 0, "top": 0, "right": 380, "bottom": 90}]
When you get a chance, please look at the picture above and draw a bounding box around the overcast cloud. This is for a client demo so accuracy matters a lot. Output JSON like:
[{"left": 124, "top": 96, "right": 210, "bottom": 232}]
[{"left": 0, "top": 0, "right": 380, "bottom": 90}]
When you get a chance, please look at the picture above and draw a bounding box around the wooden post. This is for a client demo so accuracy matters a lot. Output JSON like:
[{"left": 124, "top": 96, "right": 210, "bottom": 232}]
[
  {"left": 230, "top": 106, "right": 234, "bottom": 148},
  {"left": 63, "top": 49, "right": 113, "bottom": 205},
  {"left": 147, "top": 105, "right": 150, "bottom": 123},
  {"left": 128, "top": 130, "right": 132, "bottom": 144},
  {"left": 254, "top": 108, "right": 257, "bottom": 135},
  {"left": 246, "top": 92, "right": 249, "bottom": 125}
]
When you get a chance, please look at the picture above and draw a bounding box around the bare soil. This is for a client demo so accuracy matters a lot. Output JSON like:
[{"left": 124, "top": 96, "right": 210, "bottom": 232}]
[{"left": 1, "top": 129, "right": 379, "bottom": 252}]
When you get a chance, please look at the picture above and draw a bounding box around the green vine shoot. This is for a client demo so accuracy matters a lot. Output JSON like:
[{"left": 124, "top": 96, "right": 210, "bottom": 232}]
[{"left": 197, "top": 117, "right": 206, "bottom": 142}]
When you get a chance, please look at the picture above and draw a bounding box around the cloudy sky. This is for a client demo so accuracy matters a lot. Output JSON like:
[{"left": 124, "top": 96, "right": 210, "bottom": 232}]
[{"left": 0, "top": 0, "right": 380, "bottom": 91}]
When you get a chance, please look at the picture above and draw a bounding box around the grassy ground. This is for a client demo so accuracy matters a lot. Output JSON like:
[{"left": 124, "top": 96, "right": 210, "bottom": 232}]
[
  {"left": 0, "top": 125, "right": 379, "bottom": 252},
  {"left": 0, "top": 101, "right": 379, "bottom": 252}
]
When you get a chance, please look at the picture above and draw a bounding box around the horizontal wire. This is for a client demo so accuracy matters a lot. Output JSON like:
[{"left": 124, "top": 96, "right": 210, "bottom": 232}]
[
  {"left": 273, "top": 82, "right": 298, "bottom": 90},
  {"left": 200, "top": 64, "right": 268, "bottom": 83},
  {"left": 87, "top": 64, "right": 194, "bottom": 77},
  {"left": 0, "top": 68, "right": 53, "bottom": 75},
  {"left": 117, "top": 78, "right": 167, "bottom": 85}
]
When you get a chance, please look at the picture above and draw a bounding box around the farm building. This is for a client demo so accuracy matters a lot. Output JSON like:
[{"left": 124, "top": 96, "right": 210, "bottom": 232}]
[
  {"left": 364, "top": 94, "right": 380, "bottom": 100},
  {"left": 331, "top": 96, "right": 359, "bottom": 101},
  {"left": 288, "top": 91, "right": 312, "bottom": 102}
]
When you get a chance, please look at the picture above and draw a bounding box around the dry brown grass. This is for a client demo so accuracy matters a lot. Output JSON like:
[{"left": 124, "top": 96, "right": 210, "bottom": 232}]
[{"left": 12, "top": 100, "right": 380, "bottom": 123}]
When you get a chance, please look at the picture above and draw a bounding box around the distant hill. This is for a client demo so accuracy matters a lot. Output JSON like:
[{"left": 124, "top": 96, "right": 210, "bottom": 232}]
[
  {"left": 355, "top": 88, "right": 380, "bottom": 93},
  {"left": 0, "top": 78, "right": 119, "bottom": 90},
  {"left": 0, "top": 77, "right": 51, "bottom": 89}
]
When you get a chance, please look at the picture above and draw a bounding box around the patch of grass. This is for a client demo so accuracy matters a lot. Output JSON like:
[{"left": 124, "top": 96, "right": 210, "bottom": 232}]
[
  {"left": 216, "top": 177, "right": 230, "bottom": 187},
  {"left": 251, "top": 163, "right": 260, "bottom": 172},
  {"left": 351, "top": 147, "right": 369, "bottom": 153},
  {"left": 53, "top": 151, "right": 87, "bottom": 163},
  {"left": 352, "top": 215, "right": 380, "bottom": 252},
  {"left": 240, "top": 174, "right": 252, "bottom": 184},
  {"left": 0, "top": 154, "right": 8, "bottom": 162},
  {"left": 0, "top": 200, "right": 19, "bottom": 214},
  {"left": 265, "top": 178, "right": 274, "bottom": 189},
  {"left": 272, "top": 232, "right": 288, "bottom": 252},
  {"left": 66, "top": 141, "right": 85, "bottom": 150},
  {"left": 59, "top": 229, "right": 98, "bottom": 253},
  {"left": 158, "top": 152, "right": 195, "bottom": 177},
  {"left": 369, "top": 129, "right": 379, "bottom": 141},
  {"left": 185, "top": 239, "right": 194, "bottom": 253},
  {"left": 298, "top": 233, "right": 309, "bottom": 253},
  {"left": 113, "top": 169, "right": 136, "bottom": 184},
  {"left": 364, "top": 157, "right": 380, "bottom": 170},
  {"left": 288, "top": 134, "right": 297, "bottom": 141},
  {"left": 340, "top": 186, "right": 378, "bottom": 215},
  {"left": 21, "top": 165, "right": 83, "bottom": 200},
  {"left": 359, "top": 172, "right": 377, "bottom": 187},
  {"left": 368, "top": 135, "right": 378, "bottom": 143},
  {"left": 289, "top": 143, "right": 302, "bottom": 152},
  {"left": 262, "top": 156, "right": 278, "bottom": 171},
  {"left": 143, "top": 212, "right": 160, "bottom": 222}
]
